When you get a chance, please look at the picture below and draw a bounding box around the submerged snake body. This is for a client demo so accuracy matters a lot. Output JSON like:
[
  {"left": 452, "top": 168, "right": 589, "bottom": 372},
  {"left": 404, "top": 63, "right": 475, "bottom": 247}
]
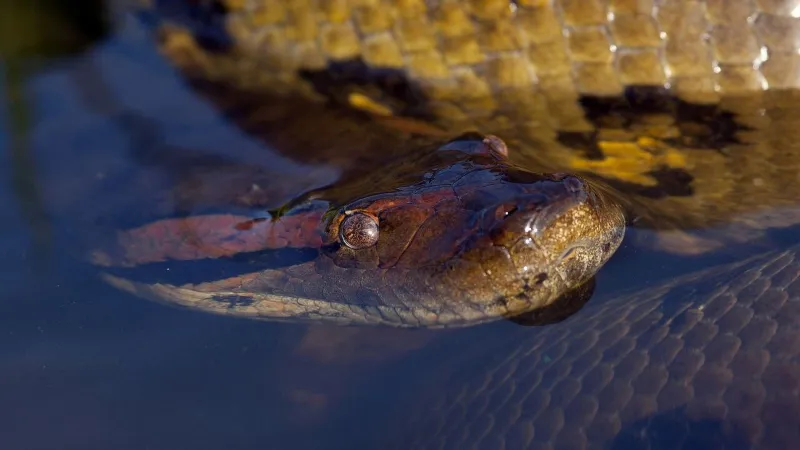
[{"left": 389, "top": 243, "right": 800, "bottom": 449}]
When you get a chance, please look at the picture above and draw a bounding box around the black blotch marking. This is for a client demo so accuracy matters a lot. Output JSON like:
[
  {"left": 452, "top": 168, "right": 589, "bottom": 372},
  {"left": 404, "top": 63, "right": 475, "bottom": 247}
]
[
  {"left": 299, "top": 58, "right": 430, "bottom": 119},
  {"left": 534, "top": 273, "right": 548, "bottom": 285},
  {"left": 606, "top": 167, "right": 695, "bottom": 198},
  {"left": 102, "top": 247, "right": 319, "bottom": 285},
  {"left": 576, "top": 86, "right": 747, "bottom": 150},
  {"left": 602, "top": 242, "right": 612, "bottom": 254},
  {"left": 557, "top": 131, "right": 604, "bottom": 160},
  {"left": 674, "top": 100, "right": 742, "bottom": 151},
  {"left": 493, "top": 296, "right": 510, "bottom": 307},
  {"left": 210, "top": 294, "right": 255, "bottom": 308},
  {"left": 559, "top": 86, "right": 747, "bottom": 198},
  {"left": 578, "top": 86, "right": 677, "bottom": 131},
  {"left": 648, "top": 168, "right": 695, "bottom": 196},
  {"left": 146, "top": 0, "right": 233, "bottom": 52}
]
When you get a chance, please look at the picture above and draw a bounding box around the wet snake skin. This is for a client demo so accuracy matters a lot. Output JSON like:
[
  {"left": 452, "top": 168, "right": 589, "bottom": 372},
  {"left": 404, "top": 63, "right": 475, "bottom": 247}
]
[{"left": 388, "top": 242, "right": 800, "bottom": 449}]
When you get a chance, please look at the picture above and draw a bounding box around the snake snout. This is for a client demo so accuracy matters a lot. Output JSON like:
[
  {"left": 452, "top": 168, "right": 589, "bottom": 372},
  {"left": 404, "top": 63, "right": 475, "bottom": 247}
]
[
  {"left": 490, "top": 175, "right": 590, "bottom": 244},
  {"left": 488, "top": 174, "right": 625, "bottom": 291}
]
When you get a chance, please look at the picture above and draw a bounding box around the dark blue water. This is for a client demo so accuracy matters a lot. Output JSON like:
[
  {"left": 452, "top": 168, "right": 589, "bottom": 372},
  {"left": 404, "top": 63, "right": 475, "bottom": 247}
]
[{"left": 0, "top": 15, "right": 341, "bottom": 450}]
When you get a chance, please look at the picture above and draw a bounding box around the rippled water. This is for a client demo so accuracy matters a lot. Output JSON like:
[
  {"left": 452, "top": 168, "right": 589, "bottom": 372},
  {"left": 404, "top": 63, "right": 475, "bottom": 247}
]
[{"left": 2, "top": 6, "right": 798, "bottom": 450}]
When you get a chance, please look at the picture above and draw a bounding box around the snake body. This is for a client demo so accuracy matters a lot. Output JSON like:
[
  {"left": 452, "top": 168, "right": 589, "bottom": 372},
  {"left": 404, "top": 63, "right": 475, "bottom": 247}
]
[{"left": 386, "top": 242, "right": 800, "bottom": 449}]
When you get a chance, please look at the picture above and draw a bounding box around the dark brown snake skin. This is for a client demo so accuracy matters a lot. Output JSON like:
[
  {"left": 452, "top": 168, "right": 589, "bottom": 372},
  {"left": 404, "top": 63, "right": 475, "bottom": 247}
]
[{"left": 129, "top": 1, "right": 800, "bottom": 448}]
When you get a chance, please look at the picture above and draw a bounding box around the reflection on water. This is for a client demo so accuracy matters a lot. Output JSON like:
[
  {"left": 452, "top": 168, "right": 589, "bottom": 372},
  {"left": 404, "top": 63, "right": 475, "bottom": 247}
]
[{"left": 2, "top": 5, "right": 800, "bottom": 450}]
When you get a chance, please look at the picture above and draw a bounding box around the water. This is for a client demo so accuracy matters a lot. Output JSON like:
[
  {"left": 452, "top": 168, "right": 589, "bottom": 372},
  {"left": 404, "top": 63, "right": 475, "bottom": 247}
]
[
  {"left": 2, "top": 5, "right": 799, "bottom": 450},
  {"left": 0, "top": 11, "right": 337, "bottom": 450}
]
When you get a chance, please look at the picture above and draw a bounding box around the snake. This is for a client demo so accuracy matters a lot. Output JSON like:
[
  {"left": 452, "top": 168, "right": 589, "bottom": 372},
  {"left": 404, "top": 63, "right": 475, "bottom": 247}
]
[
  {"left": 383, "top": 244, "right": 800, "bottom": 449},
  {"left": 90, "top": 133, "right": 624, "bottom": 326},
  {"left": 83, "top": 0, "right": 800, "bottom": 448}
]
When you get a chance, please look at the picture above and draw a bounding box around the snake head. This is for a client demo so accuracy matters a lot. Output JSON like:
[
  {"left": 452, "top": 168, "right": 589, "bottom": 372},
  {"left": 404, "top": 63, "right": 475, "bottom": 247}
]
[{"left": 321, "top": 137, "right": 626, "bottom": 325}]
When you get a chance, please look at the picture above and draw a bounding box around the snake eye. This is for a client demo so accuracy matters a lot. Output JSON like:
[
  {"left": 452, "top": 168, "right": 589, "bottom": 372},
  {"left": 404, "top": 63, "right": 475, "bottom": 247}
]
[{"left": 340, "top": 212, "right": 379, "bottom": 249}]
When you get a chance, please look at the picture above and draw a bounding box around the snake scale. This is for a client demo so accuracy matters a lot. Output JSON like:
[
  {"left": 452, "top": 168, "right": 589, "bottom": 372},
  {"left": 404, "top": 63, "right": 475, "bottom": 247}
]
[
  {"left": 386, "top": 244, "right": 800, "bottom": 449},
  {"left": 130, "top": 1, "right": 800, "bottom": 448}
]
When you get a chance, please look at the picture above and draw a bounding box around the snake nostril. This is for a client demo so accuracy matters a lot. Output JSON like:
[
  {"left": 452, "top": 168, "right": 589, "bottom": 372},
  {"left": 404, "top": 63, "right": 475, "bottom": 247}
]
[{"left": 493, "top": 204, "right": 519, "bottom": 221}]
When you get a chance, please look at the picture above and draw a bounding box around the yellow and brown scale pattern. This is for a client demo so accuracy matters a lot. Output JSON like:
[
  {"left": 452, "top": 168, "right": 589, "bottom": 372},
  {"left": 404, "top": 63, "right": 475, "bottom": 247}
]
[{"left": 140, "top": 0, "right": 800, "bottom": 250}]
